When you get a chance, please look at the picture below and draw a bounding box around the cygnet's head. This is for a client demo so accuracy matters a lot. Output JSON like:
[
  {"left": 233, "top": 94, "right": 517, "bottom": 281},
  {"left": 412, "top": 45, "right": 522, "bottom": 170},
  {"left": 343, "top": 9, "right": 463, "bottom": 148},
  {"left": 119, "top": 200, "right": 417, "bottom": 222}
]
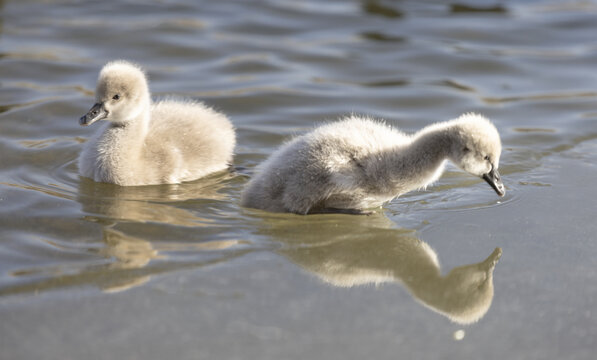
[
  {"left": 450, "top": 113, "right": 505, "bottom": 196},
  {"left": 79, "top": 60, "right": 150, "bottom": 126},
  {"left": 433, "top": 247, "right": 502, "bottom": 324}
]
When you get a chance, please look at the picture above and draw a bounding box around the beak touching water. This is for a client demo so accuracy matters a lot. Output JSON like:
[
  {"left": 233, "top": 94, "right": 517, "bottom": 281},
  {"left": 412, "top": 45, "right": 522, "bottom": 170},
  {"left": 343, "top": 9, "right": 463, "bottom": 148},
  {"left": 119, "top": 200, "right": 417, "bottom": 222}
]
[
  {"left": 79, "top": 103, "right": 107, "bottom": 126},
  {"left": 482, "top": 166, "right": 505, "bottom": 197}
]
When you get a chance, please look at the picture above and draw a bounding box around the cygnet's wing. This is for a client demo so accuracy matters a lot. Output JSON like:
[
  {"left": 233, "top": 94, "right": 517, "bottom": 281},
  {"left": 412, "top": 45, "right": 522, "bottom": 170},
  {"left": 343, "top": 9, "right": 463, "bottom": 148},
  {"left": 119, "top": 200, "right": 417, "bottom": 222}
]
[{"left": 146, "top": 100, "right": 235, "bottom": 181}]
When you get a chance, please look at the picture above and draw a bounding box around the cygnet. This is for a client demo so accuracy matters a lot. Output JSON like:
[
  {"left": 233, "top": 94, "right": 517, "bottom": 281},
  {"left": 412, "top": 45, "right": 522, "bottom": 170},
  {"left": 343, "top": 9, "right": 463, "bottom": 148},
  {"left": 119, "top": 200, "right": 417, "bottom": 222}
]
[
  {"left": 78, "top": 60, "right": 235, "bottom": 186},
  {"left": 241, "top": 113, "right": 505, "bottom": 214}
]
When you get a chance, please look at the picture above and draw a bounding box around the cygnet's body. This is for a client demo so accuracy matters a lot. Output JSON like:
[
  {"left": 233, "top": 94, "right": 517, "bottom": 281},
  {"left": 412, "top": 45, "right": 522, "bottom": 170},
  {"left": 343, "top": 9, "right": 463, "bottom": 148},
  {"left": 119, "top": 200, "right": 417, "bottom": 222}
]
[
  {"left": 241, "top": 114, "right": 504, "bottom": 214},
  {"left": 78, "top": 60, "right": 235, "bottom": 186}
]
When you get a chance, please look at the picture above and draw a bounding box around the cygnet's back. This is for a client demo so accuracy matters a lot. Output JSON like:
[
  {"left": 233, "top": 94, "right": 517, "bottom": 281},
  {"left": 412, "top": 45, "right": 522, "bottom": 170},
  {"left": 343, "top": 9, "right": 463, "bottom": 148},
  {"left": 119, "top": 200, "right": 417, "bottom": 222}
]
[
  {"left": 146, "top": 100, "right": 235, "bottom": 183},
  {"left": 241, "top": 116, "right": 411, "bottom": 214},
  {"left": 78, "top": 60, "right": 235, "bottom": 186}
]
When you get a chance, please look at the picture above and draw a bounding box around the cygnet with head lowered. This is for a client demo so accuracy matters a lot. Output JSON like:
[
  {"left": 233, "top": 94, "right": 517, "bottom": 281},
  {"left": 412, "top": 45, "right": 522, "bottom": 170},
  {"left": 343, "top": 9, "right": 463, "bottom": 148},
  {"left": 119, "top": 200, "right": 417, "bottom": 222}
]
[
  {"left": 78, "top": 60, "right": 235, "bottom": 186},
  {"left": 241, "top": 113, "right": 505, "bottom": 214}
]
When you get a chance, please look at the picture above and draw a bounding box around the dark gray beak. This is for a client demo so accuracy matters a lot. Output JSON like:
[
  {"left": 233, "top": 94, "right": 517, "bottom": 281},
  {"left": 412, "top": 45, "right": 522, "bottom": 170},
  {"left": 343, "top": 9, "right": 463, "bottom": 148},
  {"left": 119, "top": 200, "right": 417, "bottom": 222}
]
[
  {"left": 79, "top": 103, "right": 107, "bottom": 126},
  {"left": 482, "top": 166, "right": 505, "bottom": 197}
]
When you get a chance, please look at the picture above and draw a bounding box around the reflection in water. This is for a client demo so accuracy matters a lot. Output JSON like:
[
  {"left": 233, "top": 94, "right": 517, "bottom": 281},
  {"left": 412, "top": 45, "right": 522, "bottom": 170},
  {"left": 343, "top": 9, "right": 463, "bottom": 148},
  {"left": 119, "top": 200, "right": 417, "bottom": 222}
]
[
  {"left": 256, "top": 213, "right": 502, "bottom": 324},
  {"left": 0, "top": 226, "right": 246, "bottom": 296},
  {"left": 72, "top": 173, "right": 243, "bottom": 292},
  {"left": 98, "top": 227, "right": 160, "bottom": 293},
  {"left": 0, "top": 173, "right": 247, "bottom": 296},
  {"left": 98, "top": 227, "right": 242, "bottom": 293},
  {"left": 77, "top": 173, "right": 232, "bottom": 225},
  {"left": 78, "top": 170, "right": 233, "bottom": 202}
]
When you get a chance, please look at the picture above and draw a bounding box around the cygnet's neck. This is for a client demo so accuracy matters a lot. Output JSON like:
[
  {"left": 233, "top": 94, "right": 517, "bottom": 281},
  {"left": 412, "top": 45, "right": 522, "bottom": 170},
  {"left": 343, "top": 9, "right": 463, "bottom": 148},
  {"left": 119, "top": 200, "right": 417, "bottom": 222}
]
[
  {"left": 101, "top": 105, "right": 151, "bottom": 161},
  {"left": 385, "top": 123, "right": 458, "bottom": 194}
]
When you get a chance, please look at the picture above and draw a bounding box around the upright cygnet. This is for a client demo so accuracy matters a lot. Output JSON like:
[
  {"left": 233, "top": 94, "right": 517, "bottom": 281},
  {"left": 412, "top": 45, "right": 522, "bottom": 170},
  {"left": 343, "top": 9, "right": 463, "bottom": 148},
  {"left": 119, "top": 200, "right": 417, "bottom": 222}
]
[
  {"left": 241, "top": 113, "right": 505, "bottom": 214},
  {"left": 78, "top": 60, "right": 235, "bottom": 186}
]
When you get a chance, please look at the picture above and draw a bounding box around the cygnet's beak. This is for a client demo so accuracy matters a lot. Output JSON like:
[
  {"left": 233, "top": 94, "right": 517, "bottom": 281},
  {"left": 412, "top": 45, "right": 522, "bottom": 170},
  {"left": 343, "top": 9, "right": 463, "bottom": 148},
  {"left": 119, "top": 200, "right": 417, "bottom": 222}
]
[
  {"left": 79, "top": 103, "right": 108, "bottom": 126},
  {"left": 480, "top": 247, "right": 502, "bottom": 272},
  {"left": 482, "top": 167, "right": 505, "bottom": 197}
]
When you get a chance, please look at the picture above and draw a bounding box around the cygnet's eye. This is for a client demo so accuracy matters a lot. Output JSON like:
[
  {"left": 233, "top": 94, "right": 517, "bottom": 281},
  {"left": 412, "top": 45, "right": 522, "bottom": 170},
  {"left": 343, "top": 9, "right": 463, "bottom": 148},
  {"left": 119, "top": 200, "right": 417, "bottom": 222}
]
[
  {"left": 484, "top": 155, "right": 490, "bottom": 161},
  {"left": 463, "top": 147, "right": 470, "bottom": 153},
  {"left": 112, "top": 94, "right": 120, "bottom": 100}
]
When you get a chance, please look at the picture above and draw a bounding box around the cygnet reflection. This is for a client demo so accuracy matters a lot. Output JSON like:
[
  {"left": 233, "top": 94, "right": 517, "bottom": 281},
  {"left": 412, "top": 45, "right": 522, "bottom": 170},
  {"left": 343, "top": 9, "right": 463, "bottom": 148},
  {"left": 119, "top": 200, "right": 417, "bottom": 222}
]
[
  {"left": 77, "top": 172, "right": 233, "bottom": 225},
  {"left": 0, "top": 226, "right": 244, "bottom": 296},
  {"left": 66, "top": 172, "right": 246, "bottom": 293},
  {"left": 96, "top": 227, "right": 160, "bottom": 293},
  {"left": 98, "top": 227, "right": 241, "bottom": 293},
  {"left": 257, "top": 213, "right": 502, "bottom": 324}
]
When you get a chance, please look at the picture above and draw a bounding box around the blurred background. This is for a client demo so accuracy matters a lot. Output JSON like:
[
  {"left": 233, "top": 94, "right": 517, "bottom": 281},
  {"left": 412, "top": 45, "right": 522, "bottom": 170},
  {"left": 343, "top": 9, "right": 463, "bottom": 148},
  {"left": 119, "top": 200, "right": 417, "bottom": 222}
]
[{"left": 0, "top": 1, "right": 596, "bottom": 359}]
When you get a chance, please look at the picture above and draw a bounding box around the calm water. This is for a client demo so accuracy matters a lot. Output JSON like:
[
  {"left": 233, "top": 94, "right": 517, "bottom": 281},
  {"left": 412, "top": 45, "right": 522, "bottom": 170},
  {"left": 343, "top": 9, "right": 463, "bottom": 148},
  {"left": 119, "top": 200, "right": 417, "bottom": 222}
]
[{"left": 1, "top": 0, "right": 597, "bottom": 359}]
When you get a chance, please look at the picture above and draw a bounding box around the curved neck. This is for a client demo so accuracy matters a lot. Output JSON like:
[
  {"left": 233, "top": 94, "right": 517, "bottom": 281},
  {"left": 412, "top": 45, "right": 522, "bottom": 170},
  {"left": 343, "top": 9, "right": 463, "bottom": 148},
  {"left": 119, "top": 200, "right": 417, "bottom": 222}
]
[{"left": 385, "top": 125, "right": 455, "bottom": 194}]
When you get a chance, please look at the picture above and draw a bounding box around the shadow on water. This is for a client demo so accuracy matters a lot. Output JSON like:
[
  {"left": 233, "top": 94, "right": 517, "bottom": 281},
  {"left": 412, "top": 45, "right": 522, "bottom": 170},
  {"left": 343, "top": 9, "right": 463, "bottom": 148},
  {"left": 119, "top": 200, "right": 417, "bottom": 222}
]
[
  {"left": 0, "top": 0, "right": 3, "bottom": 35},
  {"left": 252, "top": 211, "right": 502, "bottom": 324},
  {"left": 362, "top": 0, "right": 404, "bottom": 19},
  {"left": 449, "top": 3, "right": 508, "bottom": 14}
]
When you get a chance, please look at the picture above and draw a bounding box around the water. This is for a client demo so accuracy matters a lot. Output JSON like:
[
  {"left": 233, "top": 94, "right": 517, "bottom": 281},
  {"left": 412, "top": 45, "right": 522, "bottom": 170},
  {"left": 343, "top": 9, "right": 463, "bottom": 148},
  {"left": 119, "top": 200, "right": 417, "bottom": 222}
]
[{"left": 1, "top": 0, "right": 597, "bottom": 359}]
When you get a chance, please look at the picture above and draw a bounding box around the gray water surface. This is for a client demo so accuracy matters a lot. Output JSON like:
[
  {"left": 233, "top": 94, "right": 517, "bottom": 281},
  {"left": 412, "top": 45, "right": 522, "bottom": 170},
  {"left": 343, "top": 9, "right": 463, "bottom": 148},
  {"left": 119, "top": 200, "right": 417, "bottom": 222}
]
[{"left": 1, "top": 1, "right": 597, "bottom": 359}]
